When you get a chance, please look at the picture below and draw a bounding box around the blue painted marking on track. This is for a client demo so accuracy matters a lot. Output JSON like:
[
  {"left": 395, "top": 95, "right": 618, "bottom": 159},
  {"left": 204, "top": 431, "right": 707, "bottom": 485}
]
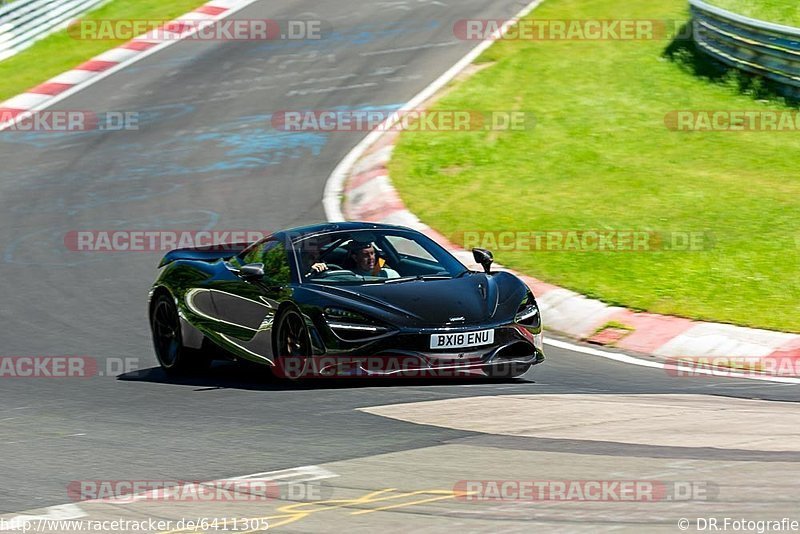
[
  {"left": 114, "top": 20, "right": 443, "bottom": 73},
  {"left": 1, "top": 104, "right": 407, "bottom": 263},
  {"left": 0, "top": 103, "right": 197, "bottom": 149},
  {"left": 3, "top": 210, "right": 221, "bottom": 266}
]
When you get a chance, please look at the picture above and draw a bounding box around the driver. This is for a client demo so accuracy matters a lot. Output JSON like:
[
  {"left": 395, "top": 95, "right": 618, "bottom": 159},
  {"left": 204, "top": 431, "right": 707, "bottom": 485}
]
[
  {"left": 301, "top": 237, "right": 331, "bottom": 274},
  {"left": 348, "top": 241, "right": 400, "bottom": 279}
]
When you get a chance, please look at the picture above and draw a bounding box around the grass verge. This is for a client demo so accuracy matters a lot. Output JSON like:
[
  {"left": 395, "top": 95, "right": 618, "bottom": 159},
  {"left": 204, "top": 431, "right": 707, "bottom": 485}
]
[
  {"left": 706, "top": 0, "right": 800, "bottom": 27},
  {"left": 389, "top": 0, "right": 800, "bottom": 332}
]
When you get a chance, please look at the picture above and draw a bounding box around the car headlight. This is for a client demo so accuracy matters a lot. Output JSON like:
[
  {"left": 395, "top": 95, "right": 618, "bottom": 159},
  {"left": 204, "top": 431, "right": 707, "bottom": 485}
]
[
  {"left": 324, "top": 307, "right": 371, "bottom": 323},
  {"left": 323, "top": 307, "right": 390, "bottom": 340},
  {"left": 515, "top": 293, "right": 540, "bottom": 325}
]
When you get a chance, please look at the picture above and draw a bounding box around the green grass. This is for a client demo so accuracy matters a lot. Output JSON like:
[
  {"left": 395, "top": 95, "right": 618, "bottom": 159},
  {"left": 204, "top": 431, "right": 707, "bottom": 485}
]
[
  {"left": 706, "top": 0, "right": 800, "bottom": 27},
  {"left": 389, "top": 0, "right": 800, "bottom": 333},
  {"left": 0, "top": 0, "right": 208, "bottom": 102}
]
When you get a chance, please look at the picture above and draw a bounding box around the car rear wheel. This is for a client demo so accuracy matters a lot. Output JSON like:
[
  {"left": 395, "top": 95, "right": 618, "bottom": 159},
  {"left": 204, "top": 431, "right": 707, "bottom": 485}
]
[
  {"left": 151, "top": 293, "right": 210, "bottom": 374},
  {"left": 275, "top": 309, "right": 312, "bottom": 380}
]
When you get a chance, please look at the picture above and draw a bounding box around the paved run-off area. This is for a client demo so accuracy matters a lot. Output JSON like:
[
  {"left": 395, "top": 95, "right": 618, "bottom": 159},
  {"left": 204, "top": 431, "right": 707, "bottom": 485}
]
[{"left": 4, "top": 394, "right": 799, "bottom": 532}]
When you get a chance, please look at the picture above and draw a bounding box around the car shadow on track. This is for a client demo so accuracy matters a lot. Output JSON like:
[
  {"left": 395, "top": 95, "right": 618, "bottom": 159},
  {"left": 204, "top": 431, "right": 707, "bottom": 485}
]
[{"left": 117, "top": 360, "right": 535, "bottom": 391}]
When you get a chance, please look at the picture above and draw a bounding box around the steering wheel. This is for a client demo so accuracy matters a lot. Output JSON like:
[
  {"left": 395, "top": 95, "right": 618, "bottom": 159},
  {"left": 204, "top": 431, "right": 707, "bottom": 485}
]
[{"left": 304, "top": 264, "right": 344, "bottom": 278}]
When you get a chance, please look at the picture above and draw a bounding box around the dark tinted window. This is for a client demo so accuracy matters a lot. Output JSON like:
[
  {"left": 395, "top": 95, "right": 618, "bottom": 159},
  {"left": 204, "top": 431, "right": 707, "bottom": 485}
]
[
  {"left": 241, "top": 240, "right": 291, "bottom": 284},
  {"left": 293, "top": 229, "right": 465, "bottom": 284}
]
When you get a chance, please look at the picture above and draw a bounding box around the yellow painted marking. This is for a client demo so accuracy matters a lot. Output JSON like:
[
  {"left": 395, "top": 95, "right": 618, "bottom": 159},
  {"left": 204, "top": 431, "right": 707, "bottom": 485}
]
[
  {"left": 350, "top": 491, "right": 460, "bottom": 515},
  {"left": 158, "top": 488, "right": 472, "bottom": 533}
]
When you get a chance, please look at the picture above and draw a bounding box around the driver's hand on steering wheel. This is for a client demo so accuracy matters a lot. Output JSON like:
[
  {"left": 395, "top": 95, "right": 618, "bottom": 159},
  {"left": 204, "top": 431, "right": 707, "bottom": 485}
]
[{"left": 310, "top": 262, "right": 328, "bottom": 273}]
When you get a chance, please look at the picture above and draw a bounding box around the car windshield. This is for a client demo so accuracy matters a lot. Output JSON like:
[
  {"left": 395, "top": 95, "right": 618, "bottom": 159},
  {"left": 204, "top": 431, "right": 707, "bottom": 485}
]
[{"left": 292, "top": 229, "right": 467, "bottom": 285}]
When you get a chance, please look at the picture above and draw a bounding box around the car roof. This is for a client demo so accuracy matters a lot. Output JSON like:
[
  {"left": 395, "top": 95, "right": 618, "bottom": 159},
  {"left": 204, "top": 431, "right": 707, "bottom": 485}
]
[{"left": 276, "top": 221, "right": 415, "bottom": 242}]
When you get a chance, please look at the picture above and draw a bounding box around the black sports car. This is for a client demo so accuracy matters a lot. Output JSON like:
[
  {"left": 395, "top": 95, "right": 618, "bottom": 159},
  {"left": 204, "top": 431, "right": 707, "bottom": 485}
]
[{"left": 148, "top": 222, "right": 544, "bottom": 379}]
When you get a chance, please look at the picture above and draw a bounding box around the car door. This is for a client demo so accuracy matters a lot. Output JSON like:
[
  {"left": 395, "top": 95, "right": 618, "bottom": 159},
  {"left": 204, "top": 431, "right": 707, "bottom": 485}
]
[{"left": 200, "top": 239, "right": 293, "bottom": 364}]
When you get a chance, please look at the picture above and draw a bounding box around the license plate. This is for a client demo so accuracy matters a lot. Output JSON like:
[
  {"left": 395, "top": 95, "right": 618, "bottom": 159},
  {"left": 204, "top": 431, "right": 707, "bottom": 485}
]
[{"left": 430, "top": 329, "right": 494, "bottom": 349}]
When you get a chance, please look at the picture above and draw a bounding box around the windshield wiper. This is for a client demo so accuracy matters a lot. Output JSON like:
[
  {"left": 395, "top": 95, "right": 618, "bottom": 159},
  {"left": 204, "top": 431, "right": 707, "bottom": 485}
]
[{"left": 383, "top": 275, "right": 452, "bottom": 284}]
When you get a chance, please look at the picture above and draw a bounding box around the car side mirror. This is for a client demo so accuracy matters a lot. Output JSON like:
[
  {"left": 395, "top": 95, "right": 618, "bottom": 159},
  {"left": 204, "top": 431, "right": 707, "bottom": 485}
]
[
  {"left": 472, "top": 248, "right": 493, "bottom": 274},
  {"left": 239, "top": 263, "right": 265, "bottom": 281}
]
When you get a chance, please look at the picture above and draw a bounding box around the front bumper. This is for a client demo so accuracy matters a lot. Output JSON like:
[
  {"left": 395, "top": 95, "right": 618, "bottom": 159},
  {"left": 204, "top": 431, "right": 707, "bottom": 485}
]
[{"left": 275, "top": 324, "right": 545, "bottom": 378}]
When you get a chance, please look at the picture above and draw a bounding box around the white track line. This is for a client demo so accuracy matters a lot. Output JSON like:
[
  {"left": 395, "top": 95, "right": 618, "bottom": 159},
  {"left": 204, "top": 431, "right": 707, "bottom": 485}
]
[
  {"left": 0, "top": 466, "right": 338, "bottom": 529},
  {"left": 545, "top": 338, "right": 800, "bottom": 385}
]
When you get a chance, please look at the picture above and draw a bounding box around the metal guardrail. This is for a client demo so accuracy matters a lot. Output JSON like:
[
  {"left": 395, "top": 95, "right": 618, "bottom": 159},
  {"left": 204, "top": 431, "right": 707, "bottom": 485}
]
[
  {"left": 0, "top": 0, "right": 109, "bottom": 62},
  {"left": 689, "top": 0, "right": 800, "bottom": 97}
]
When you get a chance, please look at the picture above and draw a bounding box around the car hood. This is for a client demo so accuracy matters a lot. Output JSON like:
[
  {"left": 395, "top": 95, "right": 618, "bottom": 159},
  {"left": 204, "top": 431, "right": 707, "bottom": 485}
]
[{"left": 301, "top": 271, "right": 527, "bottom": 327}]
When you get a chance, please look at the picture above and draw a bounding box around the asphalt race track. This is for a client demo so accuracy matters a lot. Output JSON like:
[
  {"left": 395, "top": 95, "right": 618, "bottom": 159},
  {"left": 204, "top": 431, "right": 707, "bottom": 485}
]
[{"left": 1, "top": 0, "right": 799, "bottom": 531}]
